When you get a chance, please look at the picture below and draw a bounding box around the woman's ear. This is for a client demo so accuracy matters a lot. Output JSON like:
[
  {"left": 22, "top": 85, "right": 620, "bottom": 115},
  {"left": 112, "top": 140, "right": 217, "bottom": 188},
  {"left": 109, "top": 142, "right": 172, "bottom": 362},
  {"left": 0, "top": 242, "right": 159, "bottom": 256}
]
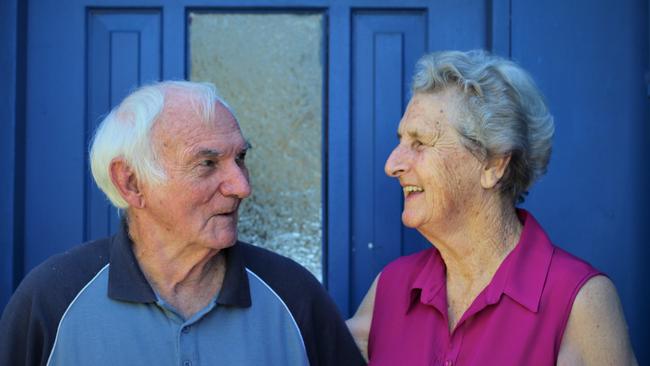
[
  {"left": 480, "top": 153, "right": 511, "bottom": 189},
  {"left": 109, "top": 158, "right": 145, "bottom": 208}
]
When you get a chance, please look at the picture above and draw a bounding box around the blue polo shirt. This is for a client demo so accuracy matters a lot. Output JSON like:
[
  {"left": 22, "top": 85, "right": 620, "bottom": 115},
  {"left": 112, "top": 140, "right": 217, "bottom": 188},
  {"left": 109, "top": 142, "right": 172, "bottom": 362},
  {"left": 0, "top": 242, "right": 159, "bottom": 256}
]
[{"left": 0, "top": 223, "right": 365, "bottom": 366}]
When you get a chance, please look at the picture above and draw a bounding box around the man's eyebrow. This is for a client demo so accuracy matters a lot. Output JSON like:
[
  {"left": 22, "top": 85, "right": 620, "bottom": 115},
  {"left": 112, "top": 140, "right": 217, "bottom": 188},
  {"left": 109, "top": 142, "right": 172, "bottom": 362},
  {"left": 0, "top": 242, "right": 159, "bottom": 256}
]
[
  {"left": 193, "top": 141, "right": 252, "bottom": 159},
  {"left": 195, "top": 149, "right": 223, "bottom": 159}
]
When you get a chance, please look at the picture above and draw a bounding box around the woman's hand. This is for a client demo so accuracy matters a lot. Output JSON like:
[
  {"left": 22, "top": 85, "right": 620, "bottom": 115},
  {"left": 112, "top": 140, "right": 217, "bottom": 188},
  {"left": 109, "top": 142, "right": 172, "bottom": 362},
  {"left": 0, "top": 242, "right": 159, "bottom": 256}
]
[
  {"left": 557, "top": 275, "right": 637, "bottom": 365},
  {"left": 346, "top": 274, "right": 380, "bottom": 362}
]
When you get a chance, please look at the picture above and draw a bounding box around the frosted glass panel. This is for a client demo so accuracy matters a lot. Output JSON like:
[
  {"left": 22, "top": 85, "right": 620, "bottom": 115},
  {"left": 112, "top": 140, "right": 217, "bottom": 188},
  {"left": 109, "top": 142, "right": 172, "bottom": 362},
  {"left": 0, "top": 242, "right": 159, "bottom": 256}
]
[{"left": 189, "top": 13, "right": 323, "bottom": 280}]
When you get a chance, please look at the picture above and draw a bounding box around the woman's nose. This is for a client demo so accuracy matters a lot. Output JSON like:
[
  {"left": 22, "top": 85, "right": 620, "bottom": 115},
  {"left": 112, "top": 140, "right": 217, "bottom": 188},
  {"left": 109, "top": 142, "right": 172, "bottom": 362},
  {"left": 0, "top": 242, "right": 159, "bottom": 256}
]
[{"left": 385, "top": 145, "right": 408, "bottom": 178}]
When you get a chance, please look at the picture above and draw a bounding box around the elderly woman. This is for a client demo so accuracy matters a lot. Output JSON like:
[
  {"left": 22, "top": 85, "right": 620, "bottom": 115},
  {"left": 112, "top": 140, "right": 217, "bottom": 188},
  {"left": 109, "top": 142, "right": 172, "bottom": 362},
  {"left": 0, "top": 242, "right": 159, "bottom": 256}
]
[{"left": 346, "top": 50, "right": 637, "bottom": 365}]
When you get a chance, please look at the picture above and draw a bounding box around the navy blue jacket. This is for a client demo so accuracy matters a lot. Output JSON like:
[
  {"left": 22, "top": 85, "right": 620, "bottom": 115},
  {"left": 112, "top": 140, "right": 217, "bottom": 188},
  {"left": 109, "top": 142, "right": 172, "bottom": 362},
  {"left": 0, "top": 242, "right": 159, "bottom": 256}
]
[{"left": 0, "top": 224, "right": 365, "bottom": 366}]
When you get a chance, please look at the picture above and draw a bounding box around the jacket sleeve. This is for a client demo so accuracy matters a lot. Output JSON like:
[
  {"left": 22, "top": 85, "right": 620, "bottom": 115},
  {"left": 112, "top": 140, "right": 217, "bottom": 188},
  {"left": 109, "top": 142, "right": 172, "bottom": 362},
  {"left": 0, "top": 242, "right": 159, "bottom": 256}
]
[
  {"left": 240, "top": 242, "right": 366, "bottom": 366},
  {"left": 0, "top": 286, "right": 52, "bottom": 366},
  {"left": 300, "top": 283, "right": 367, "bottom": 366}
]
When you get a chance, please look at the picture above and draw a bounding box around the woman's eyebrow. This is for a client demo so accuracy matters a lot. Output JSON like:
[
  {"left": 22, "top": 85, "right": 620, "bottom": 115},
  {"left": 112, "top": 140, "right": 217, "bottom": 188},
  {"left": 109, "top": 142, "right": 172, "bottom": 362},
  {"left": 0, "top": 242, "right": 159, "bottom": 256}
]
[
  {"left": 396, "top": 129, "right": 422, "bottom": 140},
  {"left": 398, "top": 129, "right": 434, "bottom": 141}
]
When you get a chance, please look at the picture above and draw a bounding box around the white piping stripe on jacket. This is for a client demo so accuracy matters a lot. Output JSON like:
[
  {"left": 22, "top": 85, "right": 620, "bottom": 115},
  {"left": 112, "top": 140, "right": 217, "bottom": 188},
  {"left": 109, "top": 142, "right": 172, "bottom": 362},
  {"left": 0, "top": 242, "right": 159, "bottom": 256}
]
[
  {"left": 46, "top": 263, "right": 111, "bottom": 366},
  {"left": 245, "top": 267, "right": 308, "bottom": 359}
]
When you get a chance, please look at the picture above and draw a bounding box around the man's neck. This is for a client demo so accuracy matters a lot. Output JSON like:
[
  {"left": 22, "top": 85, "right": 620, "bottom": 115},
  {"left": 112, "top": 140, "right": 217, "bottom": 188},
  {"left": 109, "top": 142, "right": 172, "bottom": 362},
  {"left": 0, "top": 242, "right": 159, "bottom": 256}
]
[{"left": 126, "top": 216, "right": 227, "bottom": 319}]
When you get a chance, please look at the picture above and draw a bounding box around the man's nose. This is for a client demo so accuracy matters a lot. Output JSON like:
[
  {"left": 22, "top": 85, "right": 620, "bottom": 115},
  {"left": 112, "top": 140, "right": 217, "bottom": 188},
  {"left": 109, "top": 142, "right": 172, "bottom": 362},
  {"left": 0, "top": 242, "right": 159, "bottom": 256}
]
[
  {"left": 219, "top": 163, "right": 251, "bottom": 199},
  {"left": 385, "top": 145, "right": 408, "bottom": 178}
]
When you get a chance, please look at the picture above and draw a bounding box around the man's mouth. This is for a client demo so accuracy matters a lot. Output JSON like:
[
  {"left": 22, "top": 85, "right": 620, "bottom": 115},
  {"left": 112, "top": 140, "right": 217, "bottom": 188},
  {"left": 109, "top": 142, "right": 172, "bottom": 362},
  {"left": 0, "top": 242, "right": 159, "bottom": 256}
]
[
  {"left": 403, "top": 185, "right": 424, "bottom": 197},
  {"left": 214, "top": 203, "right": 240, "bottom": 217}
]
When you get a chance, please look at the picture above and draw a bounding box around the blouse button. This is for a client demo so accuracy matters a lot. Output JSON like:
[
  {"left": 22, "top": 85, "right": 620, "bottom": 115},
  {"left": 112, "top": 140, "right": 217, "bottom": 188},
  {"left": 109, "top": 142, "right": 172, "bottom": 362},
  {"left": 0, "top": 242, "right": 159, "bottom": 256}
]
[{"left": 444, "top": 360, "right": 453, "bottom": 366}]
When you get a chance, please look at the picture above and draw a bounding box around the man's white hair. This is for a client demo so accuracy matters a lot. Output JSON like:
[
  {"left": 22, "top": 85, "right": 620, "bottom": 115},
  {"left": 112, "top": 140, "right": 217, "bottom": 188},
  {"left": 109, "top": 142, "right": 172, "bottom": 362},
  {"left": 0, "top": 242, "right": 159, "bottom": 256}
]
[{"left": 89, "top": 80, "right": 234, "bottom": 208}]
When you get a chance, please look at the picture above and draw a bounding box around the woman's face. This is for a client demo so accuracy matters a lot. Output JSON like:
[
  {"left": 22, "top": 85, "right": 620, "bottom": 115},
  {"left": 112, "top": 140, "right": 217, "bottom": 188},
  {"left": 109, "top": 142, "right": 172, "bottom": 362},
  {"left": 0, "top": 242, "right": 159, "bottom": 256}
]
[{"left": 384, "top": 90, "right": 485, "bottom": 234}]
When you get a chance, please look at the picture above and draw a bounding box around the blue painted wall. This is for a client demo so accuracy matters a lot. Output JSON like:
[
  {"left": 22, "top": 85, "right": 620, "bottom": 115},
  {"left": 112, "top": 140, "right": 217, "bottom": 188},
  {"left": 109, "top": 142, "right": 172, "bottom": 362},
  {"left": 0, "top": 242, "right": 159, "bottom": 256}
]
[
  {"left": 514, "top": 0, "right": 650, "bottom": 358},
  {"left": 0, "top": 0, "right": 26, "bottom": 312},
  {"left": 0, "top": 0, "right": 18, "bottom": 312},
  {"left": 1, "top": 0, "right": 648, "bottom": 362}
]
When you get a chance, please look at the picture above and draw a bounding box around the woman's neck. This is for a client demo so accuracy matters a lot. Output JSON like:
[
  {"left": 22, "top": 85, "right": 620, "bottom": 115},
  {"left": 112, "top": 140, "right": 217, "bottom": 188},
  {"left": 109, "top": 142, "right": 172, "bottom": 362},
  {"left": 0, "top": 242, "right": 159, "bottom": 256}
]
[{"left": 419, "top": 197, "right": 522, "bottom": 284}]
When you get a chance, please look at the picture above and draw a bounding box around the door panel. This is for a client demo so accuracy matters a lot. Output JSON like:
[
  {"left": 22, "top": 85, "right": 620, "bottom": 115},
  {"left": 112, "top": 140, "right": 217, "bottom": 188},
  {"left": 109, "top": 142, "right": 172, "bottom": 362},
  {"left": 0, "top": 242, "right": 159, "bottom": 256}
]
[
  {"left": 86, "top": 9, "right": 163, "bottom": 239},
  {"left": 24, "top": 1, "right": 87, "bottom": 271},
  {"left": 350, "top": 10, "right": 427, "bottom": 309}
]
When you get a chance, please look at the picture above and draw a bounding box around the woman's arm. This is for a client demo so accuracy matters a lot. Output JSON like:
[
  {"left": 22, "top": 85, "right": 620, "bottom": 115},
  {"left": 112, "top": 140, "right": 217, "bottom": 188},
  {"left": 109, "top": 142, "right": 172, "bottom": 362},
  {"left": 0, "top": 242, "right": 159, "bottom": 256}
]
[
  {"left": 557, "top": 275, "right": 637, "bottom": 366},
  {"left": 346, "top": 274, "right": 380, "bottom": 362}
]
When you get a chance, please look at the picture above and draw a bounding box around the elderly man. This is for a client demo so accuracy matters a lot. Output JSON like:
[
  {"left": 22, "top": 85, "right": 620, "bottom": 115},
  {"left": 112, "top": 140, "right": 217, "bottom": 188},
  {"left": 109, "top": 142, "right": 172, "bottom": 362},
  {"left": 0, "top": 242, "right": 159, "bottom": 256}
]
[{"left": 0, "top": 81, "right": 365, "bottom": 366}]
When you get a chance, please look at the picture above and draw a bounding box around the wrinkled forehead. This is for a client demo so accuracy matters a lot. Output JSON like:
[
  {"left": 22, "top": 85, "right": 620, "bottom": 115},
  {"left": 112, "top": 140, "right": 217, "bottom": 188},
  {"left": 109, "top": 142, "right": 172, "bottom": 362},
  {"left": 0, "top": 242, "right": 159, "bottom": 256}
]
[
  {"left": 398, "top": 91, "right": 462, "bottom": 137},
  {"left": 158, "top": 89, "right": 239, "bottom": 128},
  {"left": 153, "top": 96, "right": 243, "bottom": 153}
]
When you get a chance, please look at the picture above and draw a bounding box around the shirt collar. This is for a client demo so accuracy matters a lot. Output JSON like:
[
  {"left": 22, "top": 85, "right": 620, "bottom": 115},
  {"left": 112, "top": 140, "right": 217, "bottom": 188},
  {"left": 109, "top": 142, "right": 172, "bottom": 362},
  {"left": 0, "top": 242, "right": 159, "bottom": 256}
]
[
  {"left": 407, "top": 247, "right": 446, "bottom": 315},
  {"left": 493, "top": 209, "right": 554, "bottom": 313},
  {"left": 216, "top": 242, "right": 252, "bottom": 308},
  {"left": 107, "top": 220, "right": 252, "bottom": 308},
  {"left": 407, "top": 209, "right": 554, "bottom": 314},
  {"left": 107, "top": 220, "right": 156, "bottom": 303}
]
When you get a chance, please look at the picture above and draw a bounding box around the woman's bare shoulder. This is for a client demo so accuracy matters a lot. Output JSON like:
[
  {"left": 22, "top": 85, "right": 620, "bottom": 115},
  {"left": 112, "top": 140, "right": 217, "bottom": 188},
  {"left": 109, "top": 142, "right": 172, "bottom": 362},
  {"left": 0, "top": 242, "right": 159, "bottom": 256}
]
[
  {"left": 558, "top": 275, "right": 637, "bottom": 366},
  {"left": 346, "top": 273, "right": 381, "bottom": 362}
]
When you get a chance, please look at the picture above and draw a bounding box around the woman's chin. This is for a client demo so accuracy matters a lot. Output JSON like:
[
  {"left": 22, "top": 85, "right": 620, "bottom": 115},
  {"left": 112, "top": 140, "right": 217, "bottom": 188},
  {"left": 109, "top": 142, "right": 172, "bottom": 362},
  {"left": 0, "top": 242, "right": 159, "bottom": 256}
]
[{"left": 401, "top": 212, "right": 421, "bottom": 228}]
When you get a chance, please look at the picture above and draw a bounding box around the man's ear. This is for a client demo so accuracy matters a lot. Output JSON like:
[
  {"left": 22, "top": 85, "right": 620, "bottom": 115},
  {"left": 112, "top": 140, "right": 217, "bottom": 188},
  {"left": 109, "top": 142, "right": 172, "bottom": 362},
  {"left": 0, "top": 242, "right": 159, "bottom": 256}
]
[
  {"left": 480, "top": 153, "right": 511, "bottom": 189},
  {"left": 109, "top": 158, "right": 145, "bottom": 208}
]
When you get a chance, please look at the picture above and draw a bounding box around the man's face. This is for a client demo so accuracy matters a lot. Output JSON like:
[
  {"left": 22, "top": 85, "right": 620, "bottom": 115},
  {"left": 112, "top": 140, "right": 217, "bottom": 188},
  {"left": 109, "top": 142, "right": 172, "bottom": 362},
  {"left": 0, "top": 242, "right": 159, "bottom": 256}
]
[{"left": 141, "top": 95, "right": 251, "bottom": 251}]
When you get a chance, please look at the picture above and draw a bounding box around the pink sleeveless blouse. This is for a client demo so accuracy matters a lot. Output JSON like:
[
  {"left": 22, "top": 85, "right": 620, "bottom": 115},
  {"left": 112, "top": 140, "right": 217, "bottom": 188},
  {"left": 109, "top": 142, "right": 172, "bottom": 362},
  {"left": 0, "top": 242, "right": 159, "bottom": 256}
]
[{"left": 368, "top": 210, "right": 601, "bottom": 366}]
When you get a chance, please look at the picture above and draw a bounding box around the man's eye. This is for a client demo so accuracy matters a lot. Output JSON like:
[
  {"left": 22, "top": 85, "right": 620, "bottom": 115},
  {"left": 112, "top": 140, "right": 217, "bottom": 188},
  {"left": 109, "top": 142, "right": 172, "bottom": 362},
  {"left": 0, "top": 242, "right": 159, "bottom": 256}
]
[
  {"left": 200, "top": 160, "right": 216, "bottom": 168},
  {"left": 236, "top": 152, "right": 247, "bottom": 165}
]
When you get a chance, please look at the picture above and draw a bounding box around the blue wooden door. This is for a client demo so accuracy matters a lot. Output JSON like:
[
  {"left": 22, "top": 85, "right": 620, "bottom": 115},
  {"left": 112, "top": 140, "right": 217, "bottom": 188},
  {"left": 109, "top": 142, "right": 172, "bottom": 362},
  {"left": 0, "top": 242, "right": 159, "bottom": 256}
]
[{"left": 2, "top": 0, "right": 648, "bottom": 362}]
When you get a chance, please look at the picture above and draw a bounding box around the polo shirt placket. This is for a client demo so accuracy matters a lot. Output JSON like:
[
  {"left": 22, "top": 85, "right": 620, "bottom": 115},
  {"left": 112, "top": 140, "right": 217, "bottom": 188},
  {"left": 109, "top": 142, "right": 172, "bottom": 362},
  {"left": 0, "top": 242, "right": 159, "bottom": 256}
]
[{"left": 155, "top": 295, "right": 220, "bottom": 366}]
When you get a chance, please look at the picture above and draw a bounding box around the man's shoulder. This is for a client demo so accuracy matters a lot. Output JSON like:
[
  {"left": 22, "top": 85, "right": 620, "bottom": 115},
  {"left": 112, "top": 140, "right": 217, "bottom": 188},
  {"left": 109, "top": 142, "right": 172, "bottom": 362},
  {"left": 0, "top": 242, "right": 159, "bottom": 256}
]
[
  {"left": 0, "top": 237, "right": 113, "bottom": 366},
  {"left": 235, "top": 241, "right": 332, "bottom": 318},
  {"left": 235, "top": 242, "right": 366, "bottom": 366},
  {"left": 236, "top": 241, "right": 321, "bottom": 291},
  {"left": 13, "top": 237, "right": 111, "bottom": 305}
]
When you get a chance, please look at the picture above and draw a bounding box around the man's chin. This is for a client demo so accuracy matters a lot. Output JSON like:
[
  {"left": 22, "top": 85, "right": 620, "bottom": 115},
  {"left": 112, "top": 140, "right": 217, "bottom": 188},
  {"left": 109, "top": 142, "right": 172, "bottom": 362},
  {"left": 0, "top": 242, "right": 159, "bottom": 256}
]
[
  {"left": 205, "top": 236, "right": 237, "bottom": 251},
  {"left": 203, "top": 224, "right": 238, "bottom": 250}
]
